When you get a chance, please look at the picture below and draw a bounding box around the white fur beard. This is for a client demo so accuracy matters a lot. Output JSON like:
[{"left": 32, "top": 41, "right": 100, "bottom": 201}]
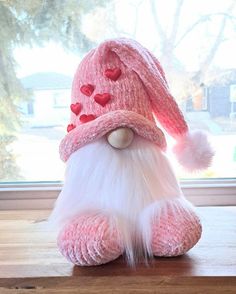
[{"left": 49, "top": 136, "right": 194, "bottom": 264}]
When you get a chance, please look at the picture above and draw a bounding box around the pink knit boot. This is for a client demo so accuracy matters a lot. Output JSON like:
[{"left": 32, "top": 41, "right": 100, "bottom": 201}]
[
  {"left": 57, "top": 213, "right": 124, "bottom": 266},
  {"left": 151, "top": 202, "right": 202, "bottom": 257}
]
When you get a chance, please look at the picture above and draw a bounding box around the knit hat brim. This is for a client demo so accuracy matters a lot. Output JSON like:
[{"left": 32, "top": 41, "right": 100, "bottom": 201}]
[{"left": 59, "top": 110, "right": 167, "bottom": 161}]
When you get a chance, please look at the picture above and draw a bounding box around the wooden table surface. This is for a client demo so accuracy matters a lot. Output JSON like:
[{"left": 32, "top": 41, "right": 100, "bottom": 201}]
[{"left": 0, "top": 207, "right": 236, "bottom": 293}]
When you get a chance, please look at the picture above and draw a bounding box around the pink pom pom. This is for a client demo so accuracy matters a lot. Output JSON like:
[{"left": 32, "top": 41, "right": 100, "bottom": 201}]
[{"left": 173, "top": 130, "right": 215, "bottom": 172}]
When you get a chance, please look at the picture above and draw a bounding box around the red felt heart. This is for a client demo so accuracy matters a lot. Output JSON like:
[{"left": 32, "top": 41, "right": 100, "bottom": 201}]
[
  {"left": 70, "top": 102, "right": 82, "bottom": 116},
  {"left": 80, "top": 84, "right": 95, "bottom": 96},
  {"left": 79, "top": 114, "right": 96, "bottom": 123},
  {"left": 104, "top": 68, "right": 121, "bottom": 81},
  {"left": 94, "top": 93, "right": 111, "bottom": 107},
  {"left": 67, "top": 124, "right": 76, "bottom": 133}
]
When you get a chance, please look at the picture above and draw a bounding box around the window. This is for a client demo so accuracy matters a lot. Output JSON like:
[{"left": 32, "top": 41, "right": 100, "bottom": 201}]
[{"left": 0, "top": 0, "right": 236, "bottom": 183}]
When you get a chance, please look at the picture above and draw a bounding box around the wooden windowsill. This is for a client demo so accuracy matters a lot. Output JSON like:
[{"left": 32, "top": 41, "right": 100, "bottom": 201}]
[{"left": 0, "top": 207, "right": 236, "bottom": 293}]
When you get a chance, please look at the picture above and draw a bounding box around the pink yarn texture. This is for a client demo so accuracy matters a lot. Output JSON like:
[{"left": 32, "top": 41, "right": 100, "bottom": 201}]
[
  {"left": 151, "top": 202, "right": 202, "bottom": 256},
  {"left": 52, "top": 38, "right": 214, "bottom": 266},
  {"left": 60, "top": 38, "right": 188, "bottom": 162},
  {"left": 57, "top": 213, "right": 123, "bottom": 266},
  {"left": 57, "top": 201, "right": 201, "bottom": 266}
]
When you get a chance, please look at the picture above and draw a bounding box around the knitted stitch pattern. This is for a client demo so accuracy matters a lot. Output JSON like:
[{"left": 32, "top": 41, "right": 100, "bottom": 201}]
[
  {"left": 60, "top": 38, "right": 188, "bottom": 162},
  {"left": 57, "top": 213, "right": 123, "bottom": 266},
  {"left": 151, "top": 201, "right": 202, "bottom": 256},
  {"left": 57, "top": 200, "right": 201, "bottom": 266}
]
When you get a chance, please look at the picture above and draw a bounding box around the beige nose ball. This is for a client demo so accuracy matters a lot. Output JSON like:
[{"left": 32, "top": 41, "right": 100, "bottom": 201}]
[{"left": 107, "top": 127, "right": 134, "bottom": 149}]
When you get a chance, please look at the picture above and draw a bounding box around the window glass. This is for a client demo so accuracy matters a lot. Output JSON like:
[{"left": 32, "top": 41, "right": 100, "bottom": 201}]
[{"left": 0, "top": 0, "right": 235, "bottom": 181}]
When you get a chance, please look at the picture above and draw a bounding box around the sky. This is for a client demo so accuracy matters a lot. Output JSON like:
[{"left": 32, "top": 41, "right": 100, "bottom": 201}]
[
  {"left": 14, "top": 0, "right": 236, "bottom": 78},
  {"left": 14, "top": 44, "right": 79, "bottom": 78}
]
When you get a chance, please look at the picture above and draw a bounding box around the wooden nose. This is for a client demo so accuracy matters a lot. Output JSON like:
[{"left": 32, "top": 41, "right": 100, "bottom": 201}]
[{"left": 107, "top": 127, "right": 134, "bottom": 149}]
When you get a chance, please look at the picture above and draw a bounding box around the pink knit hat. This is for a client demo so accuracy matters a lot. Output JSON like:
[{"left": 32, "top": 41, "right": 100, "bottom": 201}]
[{"left": 60, "top": 38, "right": 214, "bottom": 171}]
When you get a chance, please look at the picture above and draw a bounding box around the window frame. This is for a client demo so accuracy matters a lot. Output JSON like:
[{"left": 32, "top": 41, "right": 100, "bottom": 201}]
[{"left": 0, "top": 179, "right": 235, "bottom": 210}]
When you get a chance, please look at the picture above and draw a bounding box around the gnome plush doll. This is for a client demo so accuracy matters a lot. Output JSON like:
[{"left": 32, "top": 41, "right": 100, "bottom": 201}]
[{"left": 49, "top": 38, "right": 214, "bottom": 266}]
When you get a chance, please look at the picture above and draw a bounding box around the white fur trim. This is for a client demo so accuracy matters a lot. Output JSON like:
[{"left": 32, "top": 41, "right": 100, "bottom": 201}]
[
  {"left": 49, "top": 136, "right": 185, "bottom": 265},
  {"left": 173, "top": 130, "right": 215, "bottom": 172}
]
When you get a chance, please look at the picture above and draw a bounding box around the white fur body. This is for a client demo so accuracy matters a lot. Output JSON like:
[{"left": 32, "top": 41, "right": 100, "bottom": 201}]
[{"left": 50, "top": 136, "right": 195, "bottom": 264}]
